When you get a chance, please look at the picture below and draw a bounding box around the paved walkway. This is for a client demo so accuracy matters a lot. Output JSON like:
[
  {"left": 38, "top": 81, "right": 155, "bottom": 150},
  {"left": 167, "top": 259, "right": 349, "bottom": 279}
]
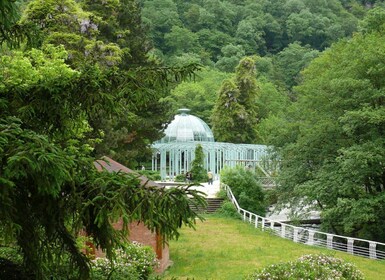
[
  {"left": 160, "top": 179, "right": 221, "bottom": 198},
  {"left": 188, "top": 179, "right": 221, "bottom": 198}
]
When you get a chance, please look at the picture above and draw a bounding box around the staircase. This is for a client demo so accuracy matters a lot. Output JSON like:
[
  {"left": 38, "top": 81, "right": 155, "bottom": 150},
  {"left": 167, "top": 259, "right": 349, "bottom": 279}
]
[{"left": 189, "top": 198, "right": 224, "bottom": 214}]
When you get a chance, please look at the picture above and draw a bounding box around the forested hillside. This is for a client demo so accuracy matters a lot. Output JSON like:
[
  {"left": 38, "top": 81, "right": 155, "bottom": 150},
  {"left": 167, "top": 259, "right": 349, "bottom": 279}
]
[
  {"left": 142, "top": 0, "right": 384, "bottom": 131},
  {"left": 142, "top": 0, "right": 362, "bottom": 68}
]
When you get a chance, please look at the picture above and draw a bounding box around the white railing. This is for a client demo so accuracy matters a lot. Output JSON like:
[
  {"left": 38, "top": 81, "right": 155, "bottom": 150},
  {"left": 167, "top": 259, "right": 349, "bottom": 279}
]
[{"left": 221, "top": 183, "right": 385, "bottom": 260}]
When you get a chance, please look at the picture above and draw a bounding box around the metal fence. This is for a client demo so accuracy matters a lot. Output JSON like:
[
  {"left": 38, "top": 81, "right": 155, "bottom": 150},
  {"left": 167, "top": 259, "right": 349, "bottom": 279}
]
[{"left": 221, "top": 183, "right": 385, "bottom": 260}]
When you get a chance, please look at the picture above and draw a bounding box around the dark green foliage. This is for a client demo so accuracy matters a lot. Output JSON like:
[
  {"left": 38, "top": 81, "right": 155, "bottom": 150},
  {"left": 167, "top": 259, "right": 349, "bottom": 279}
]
[
  {"left": 273, "top": 42, "right": 319, "bottom": 90},
  {"left": 215, "top": 44, "right": 245, "bottom": 72},
  {"left": 162, "top": 67, "right": 230, "bottom": 125},
  {"left": 0, "top": 1, "right": 206, "bottom": 278},
  {"left": 0, "top": 0, "right": 37, "bottom": 47},
  {"left": 0, "top": 117, "right": 207, "bottom": 279},
  {"left": 141, "top": 0, "right": 362, "bottom": 66},
  {"left": 212, "top": 56, "right": 259, "bottom": 143},
  {"left": 0, "top": 247, "right": 27, "bottom": 279},
  {"left": 221, "top": 166, "right": 265, "bottom": 215},
  {"left": 174, "top": 173, "right": 186, "bottom": 182},
  {"left": 247, "top": 254, "right": 364, "bottom": 280},
  {"left": 136, "top": 170, "right": 162, "bottom": 181},
  {"left": 215, "top": 201, "right": 241, "bottom": 219},
  {"left": 266, "top": 13, "right": 385, "bottom": 240},
  {"left": 190, "top": 144, "right": 208, "bottom": 183}
]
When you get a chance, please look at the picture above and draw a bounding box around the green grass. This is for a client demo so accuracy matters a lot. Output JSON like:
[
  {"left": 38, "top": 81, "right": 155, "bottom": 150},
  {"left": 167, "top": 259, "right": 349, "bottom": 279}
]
[{"left": 161, "top": 215, "right": 385, "bottom": 280}]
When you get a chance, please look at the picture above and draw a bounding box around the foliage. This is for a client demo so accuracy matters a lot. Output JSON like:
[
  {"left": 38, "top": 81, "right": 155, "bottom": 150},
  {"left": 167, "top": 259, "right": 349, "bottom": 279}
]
[
  {"left": 358, "top": 6, "right": 385, "bottom": 34},
  {"left": 212, "top": 56, "right": 259, "bottom": 143},
  {"left": 221, "top": 166, "right": 265, "bottom": 215},
  {"left": 136, "top": 170, "right": 162, "bottom": 181},
  {"left": 247, "top": 254, "right": 364, "bottom": 280},
  {"left": 255, "top": 79, "right": 290, "bottom": 143},
  {"left": 266, "top": 12, "right": 385, "bottom": 241},
  {"left": 190, "top": 144, "right": 208, "bottom": 183},
  {"left": 91, "top": 242, "right": 159, "bottom": 280},
  {"left": 215, "top": 44, "right": 245, "bottom": 72},
  {"left": 273, "top": 42, "right": 319, "bottom": 90},
  {"left": 142, "top": 0, "right": 361, "bottom": 65},
  {"left": 161, "top": 67, "right": 230, "bottom": 125},
  {"left": 264, "top": 189, "right": 279, "bottom": 206},
  {"left": 214, "top": 201, "right": 241, "bottom": 219},
  {"left": 174, "top": 174, "right": 186, "bottom": 182},
  {"left": 0, "top": 0, "right": 38, "bottom": 48},
  {"left": 0, "top": 0, "right": 206, "bottom": 279}
]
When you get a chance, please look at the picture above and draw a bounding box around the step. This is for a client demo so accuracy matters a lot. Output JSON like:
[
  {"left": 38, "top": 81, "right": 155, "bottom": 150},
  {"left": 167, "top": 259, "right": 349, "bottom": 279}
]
[{"left": 189, "top": 198, "right": 224, "bottom": 214}]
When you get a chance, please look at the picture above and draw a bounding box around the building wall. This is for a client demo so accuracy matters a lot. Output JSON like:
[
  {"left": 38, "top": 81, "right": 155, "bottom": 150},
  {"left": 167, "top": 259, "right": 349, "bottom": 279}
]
[
  {"left": 128, "top": 222, "right": 171, "bottom": 273},
  {"left": 92, "top": 219, "right": 171, "bottom": 273}
]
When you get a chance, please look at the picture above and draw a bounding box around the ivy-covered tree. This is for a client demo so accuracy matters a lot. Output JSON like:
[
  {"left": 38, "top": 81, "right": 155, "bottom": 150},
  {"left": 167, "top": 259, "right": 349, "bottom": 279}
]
[{"left": 212, "top": 56, "right": 259, "bottom": 143}]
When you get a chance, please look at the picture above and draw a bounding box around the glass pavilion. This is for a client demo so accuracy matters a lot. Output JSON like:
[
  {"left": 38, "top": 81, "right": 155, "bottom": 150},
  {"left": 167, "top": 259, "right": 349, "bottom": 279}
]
[{"left": 151, "top": 109, "right": 270, "bottom": 180}]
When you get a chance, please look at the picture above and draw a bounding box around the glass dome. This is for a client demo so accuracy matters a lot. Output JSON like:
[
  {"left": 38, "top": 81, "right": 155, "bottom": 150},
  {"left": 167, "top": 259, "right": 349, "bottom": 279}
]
[{"left": 159, "top": 108, "right": 215, "bottom": 143}]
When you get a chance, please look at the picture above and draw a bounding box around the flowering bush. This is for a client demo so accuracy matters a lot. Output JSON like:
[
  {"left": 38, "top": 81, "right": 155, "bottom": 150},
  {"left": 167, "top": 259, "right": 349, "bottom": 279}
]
[
  {"left": 247, "top": 254, "right": 364, "bottom": 280},
  {"left": 91, "top": 242, "right": 159, "bottom": 280}
]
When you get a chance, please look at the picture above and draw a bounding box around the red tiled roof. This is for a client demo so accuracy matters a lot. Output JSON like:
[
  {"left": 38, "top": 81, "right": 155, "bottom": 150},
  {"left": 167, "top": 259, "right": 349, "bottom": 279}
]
[{"left": 94, "top": 156, "right": 161, "bottom": 188}]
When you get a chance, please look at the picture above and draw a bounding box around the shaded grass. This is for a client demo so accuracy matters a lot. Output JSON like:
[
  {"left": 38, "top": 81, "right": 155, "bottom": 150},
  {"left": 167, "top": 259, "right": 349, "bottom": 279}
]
[{"left": 162, "top": 215, "right": 385, "bottom": 280}]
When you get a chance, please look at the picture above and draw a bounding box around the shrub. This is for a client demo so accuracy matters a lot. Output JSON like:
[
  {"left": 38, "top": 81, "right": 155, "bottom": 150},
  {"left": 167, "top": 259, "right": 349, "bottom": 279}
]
[
  {"left": 137, "top": 170, "right": 161, "bottom": 181},
  {"left": 221, "top": 165, "right": 265, "bottom": 215},
  {"left": 216, "top": 188, "right": 228, "bottom": 199},
  {"left": 91, "top": 242, "right": 159, "bottom": 280},
  {"left": 190, "top": 144, "right": 208, "bottom": 183},
  {"left": 246, "top": 254, "right": 364, "bottom": 280},
  {"left": 215, "top": 201, "right": 241, "bottom": 219},
  {"left": 174, "top": 173, "right": 186, "bottom": 182}
]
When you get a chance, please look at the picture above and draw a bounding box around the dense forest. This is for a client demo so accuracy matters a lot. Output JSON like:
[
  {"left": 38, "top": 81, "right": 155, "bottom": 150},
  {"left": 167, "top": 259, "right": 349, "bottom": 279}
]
[
  {"left": 1, "top": 0, "right": 385, "bottom": 278},
  {"left": 145, "top": 0, "right": 384, "bottom": 129}
]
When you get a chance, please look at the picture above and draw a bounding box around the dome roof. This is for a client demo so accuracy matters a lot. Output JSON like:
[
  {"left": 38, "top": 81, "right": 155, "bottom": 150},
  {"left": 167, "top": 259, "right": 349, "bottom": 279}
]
[{"left": 159, "top": 109, "right": 215, "bottom": 143}]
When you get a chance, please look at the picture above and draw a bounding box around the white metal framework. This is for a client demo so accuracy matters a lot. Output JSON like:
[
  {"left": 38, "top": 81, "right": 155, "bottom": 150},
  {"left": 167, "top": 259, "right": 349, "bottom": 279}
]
[
  {"left": 151, "top": 108, "right": 270, "bottom": 180},
  {"left": 152, "top": 141, "right": 269, "bottom": 180}
]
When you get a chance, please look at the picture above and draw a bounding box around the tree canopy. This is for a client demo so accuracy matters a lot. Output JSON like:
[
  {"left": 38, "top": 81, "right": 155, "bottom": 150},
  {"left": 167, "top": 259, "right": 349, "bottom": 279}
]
[
  {"left": 266, "top": 16, "right": 385, "bottom": 241},
  {"left": 0, "top": 0, "right": 205, "bottom": 278}
]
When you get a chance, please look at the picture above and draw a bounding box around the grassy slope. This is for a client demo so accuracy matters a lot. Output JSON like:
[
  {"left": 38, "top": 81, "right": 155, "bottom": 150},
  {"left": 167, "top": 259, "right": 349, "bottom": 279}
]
[{"left": 162, "top": 215, "right": 385, "bottom": 280}]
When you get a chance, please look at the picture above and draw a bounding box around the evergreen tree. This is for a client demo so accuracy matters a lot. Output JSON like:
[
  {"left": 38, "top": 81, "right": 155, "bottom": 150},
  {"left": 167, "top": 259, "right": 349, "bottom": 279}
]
[
  {"left": 212, "top": 56, "right": 259, "bottom": 143},
  {"left": 0, "top": 0, "right": 205, "bottom": 278},
  {"left": 190, "top": 144, "right": 208, "bottom": 183}
]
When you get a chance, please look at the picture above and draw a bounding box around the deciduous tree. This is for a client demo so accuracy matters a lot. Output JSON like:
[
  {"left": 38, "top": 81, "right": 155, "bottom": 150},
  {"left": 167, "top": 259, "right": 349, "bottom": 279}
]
[{"left": 267, "top": 12, "right": 385, "bottom": 241}]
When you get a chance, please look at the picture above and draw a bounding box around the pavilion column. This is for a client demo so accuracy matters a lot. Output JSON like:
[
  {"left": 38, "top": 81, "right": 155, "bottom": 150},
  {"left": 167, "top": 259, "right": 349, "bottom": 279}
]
[{"left": 160, "top": 150, "right": 167, "bottom": 180}]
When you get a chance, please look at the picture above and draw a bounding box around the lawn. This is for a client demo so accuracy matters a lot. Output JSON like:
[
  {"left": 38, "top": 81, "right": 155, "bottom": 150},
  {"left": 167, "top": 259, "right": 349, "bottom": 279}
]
[{"left": 161, "top": 215, "right": 385, "bottom": 280}]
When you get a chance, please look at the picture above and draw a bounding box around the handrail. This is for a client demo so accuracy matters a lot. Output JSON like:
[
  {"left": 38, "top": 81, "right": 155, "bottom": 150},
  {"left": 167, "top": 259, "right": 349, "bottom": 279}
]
[{"left": 221, "top": 183, "right": 385, "bottom": 260}]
